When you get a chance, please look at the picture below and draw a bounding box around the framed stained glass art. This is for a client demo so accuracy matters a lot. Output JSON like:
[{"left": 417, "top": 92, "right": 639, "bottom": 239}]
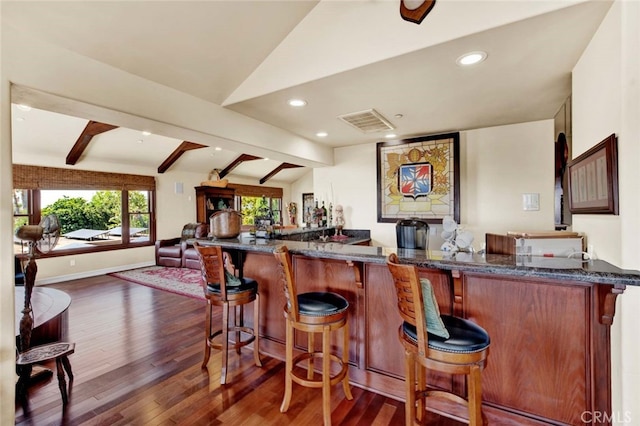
[{"left": 376, "top": 132, "right": 460, "bottom": 223}]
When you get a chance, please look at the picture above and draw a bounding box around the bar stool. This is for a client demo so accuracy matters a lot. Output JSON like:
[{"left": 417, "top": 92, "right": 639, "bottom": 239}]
[
  {"left": 193, "top": 243, "right": 262, "bottom": 384},
  {"left": 273, "top": 245, "right": 353, "bottom": 426},
  {"left": 386, "top": 253, "right": 490, "bottom": 426}
]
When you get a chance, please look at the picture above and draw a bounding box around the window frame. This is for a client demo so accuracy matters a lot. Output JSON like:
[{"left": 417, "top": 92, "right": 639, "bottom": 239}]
[{"left": 13, "top": 165, "right": 156, "bottom": 257}]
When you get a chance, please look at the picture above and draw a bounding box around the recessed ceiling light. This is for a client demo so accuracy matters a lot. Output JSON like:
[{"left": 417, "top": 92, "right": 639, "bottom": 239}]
[
  {"left": 288, "top": 99, "right": 307, "bottom": 107},
  {"left": 316, "top": 132, "right": 328, "bottom": 138},
  {"left": 16, "top": 117, "right": 25, "bottom": 122},
  {"left": 137, "top": 139, "right": 144, "bottom": 144},
  {"left": 394, "top": 114, "right": 404, "bottom": 119},
  {"left": 385, "top": 134, "right": 397, "bottom": 139},
  {"left": 141, "top": 131, "right": 151, "bottom": 136},
  {"left": 214, "top": 147, "right": 222, "bottom": 151},
  {"left": 17, "top": 104, "right": 32, "bottom": 112},
  {"left": 264, "top": 158, "right": 269, "bottom": 161},
  {"left": 456, "top": 51, "right": 487, "bottom": 66}
]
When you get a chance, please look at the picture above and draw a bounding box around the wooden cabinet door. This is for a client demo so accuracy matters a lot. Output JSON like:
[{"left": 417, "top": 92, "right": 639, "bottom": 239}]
[{"left": 463, "top": 273, "right": 592, "bottom": 425}]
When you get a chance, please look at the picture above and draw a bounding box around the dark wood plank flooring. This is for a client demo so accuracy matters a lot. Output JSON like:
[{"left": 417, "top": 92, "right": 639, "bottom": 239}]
[{"left": 15, "top": 274, "right": 461, "bottom": 425}]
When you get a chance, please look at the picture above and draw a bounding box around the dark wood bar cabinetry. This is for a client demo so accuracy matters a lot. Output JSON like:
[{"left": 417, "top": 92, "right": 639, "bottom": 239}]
[
  {"left": 194, "top": 186, "right": 235, "bottom": 224},
  {"left": 196, "top": 238, "right": 638, "bottom": 425}
]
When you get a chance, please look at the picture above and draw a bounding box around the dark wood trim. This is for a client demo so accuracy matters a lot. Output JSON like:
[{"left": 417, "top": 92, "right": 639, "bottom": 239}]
[
  {"left": 157, "top": 141, "right": 207, "bottom": 173},
  {"left": 219, "top": 154, "right": 262, "bottom": 178},
  {"left": 259, "top": 163, "right": 303, "bottom": 184},
  {"left": 399, "top": 0, "right": 436, "bottom": 25},
  {"left": 66, "top": 121, "right": 118, "bottom": 165},
  {"left": 376, "top": 132, "right": 460, "bottom": 224}
]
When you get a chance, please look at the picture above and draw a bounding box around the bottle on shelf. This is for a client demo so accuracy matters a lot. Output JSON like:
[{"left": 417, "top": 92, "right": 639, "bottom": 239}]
[
  {"left": 314, "top": 199, "right": 321, "bottom": 226},
  {"left": 328, "top": 202, "right": 333, "bottom": 227},
  {"left": 321, "top": 201, "right": 327, "bottom": 227}
]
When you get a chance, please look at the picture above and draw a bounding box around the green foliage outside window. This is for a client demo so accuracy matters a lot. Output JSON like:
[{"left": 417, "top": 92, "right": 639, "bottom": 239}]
[
  {"left": 40, "top": 190, "right": 149, "bottom": 234},
  {"left": 239, "top": 196, "right": 262, "bottom": 225}
]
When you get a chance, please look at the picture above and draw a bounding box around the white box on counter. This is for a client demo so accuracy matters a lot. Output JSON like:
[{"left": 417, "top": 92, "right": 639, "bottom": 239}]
[{"left": 486, "top": 231, "right": 584, "bottom": 258}]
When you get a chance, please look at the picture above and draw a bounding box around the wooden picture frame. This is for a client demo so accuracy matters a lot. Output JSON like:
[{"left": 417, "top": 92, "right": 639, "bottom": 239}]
[
  {"left": 376, "top": 132, "right": 460, "bottom": 223},
  {"left": 302, "top": 193, "right": 314, "bottom": 225},
  {"left": 567, "top": 133, "right": 618, "bottom": 214}
]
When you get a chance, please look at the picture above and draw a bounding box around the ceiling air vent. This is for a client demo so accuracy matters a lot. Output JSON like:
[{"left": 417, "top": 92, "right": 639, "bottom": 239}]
[{"left": 337, "top": 109, "right": 395, "bottom": 133}]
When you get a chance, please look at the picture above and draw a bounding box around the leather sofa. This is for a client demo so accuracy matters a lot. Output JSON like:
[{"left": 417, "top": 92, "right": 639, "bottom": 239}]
[{"left": 155, "top": 223, "right": 208, "bottom": 269}]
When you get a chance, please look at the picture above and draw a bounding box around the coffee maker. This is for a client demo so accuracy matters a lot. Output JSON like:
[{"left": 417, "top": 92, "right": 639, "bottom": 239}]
[{"left": 396, "top": 218, "right": 429, "bottom": 249}]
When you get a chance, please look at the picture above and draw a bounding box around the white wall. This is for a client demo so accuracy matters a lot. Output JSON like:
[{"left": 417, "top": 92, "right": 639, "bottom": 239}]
[
  {"left": 317, "top": 120, "right": 554, "bottom": 249},
  {"left": 573, "top": 1, "right": 640, "bottom": 422},
  {"left": 462, "top": 121, "right": 555, "bottom": 242},
  {"left": 290, "top": 169, "right": 314, "bottom": 226}
]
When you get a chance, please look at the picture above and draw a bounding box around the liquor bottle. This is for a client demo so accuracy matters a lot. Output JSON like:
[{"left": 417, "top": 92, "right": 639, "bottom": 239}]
[
  {"left": 321, "top": 201, "right": 327, "bottom": 227},
  {"left": 328, "top": 202, "right": 333, "bottom": 227}
]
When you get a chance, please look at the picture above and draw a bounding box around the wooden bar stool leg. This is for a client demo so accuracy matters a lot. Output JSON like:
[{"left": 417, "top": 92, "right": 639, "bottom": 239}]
[
  {"left": 307, "top": 330, "right": 315, "bottom": 380},
  {"left": 253, "top": 293, "right": 262, "bottom": 367},
  {"left": 342, "top": 320, "right": 353, "bottom": 400},
  {"left": 236, "top": 305, "right": 243, "bottom": 355},
  {"left": 322, "top": 324, "right": 332, "bottom": 426},
  {"left": 468, "top": 365, "right": 483, "bottom": 426},
  {"left": 405, "top": 350, "right": 416, "bottom": 426},
  {"left": 416, "top": 363, "right": 426, "bottom": 421},
  {"left": 220, "top": 302, "right": 230, "bottom": 385},
  {"left": 202, "top": 302, "right": 212, "bottom": 368},
  {"left": 281, "top": 318, "right": 293, "bottom": 413}
]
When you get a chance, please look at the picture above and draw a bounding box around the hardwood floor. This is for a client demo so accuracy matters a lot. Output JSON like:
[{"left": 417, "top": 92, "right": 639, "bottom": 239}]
[{"left": 15, "top": 275, "right": 461, "bottom": 425}]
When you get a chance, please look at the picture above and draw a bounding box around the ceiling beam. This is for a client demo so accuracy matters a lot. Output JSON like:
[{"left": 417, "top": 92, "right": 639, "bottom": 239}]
[
  {"left": 157, "top": 141, "right": 208, "bottom": 173},
  {"left": 66, "top": 121, "right": 118, "bottom": 165},
  {"left": 219, "top": 154, "right": 263, "bottom": 178},
  {"left": 260, "top": 163, "right": 303, "bottom": 184}
]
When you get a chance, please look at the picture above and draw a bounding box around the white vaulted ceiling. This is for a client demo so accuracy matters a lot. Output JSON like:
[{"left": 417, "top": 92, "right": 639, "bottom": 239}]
[{"left": 3, "top": 0, "right": 613, "bottom": 182}]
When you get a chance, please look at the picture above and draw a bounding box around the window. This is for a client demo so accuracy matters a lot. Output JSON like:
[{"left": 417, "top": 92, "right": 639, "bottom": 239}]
[
  {"left": 229, "top": 184, "right": 283, "bottom": 230},
  {"left": 13, "top": 165, "right": 155, "bottom": 256},
  {"left": 237, "top": 195, "right": 282, "bottom": 228},
  {"left": 127, "top": 191, "right": 151, "bottom": 243}
]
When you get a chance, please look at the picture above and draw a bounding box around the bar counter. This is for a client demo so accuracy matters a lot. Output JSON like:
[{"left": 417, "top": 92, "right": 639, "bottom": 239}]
[
  {"left": 196, "top": 234, "right": 640, "bottom": 286},
  {"left": 194, "top": 235, "right": 638, "bottom": 425}
]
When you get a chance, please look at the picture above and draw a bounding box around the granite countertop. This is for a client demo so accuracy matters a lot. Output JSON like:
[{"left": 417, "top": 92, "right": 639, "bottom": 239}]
[{"left": 192, "top": 236, "right": 640, "bottom": 287}]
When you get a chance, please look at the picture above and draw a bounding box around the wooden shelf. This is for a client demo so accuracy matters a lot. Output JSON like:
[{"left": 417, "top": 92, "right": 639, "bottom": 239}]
[{"left": 195, "top": 186, "right": 235, "bottom": 224}]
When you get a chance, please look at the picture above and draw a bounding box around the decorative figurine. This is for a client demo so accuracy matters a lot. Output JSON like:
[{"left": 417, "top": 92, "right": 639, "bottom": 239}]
[
  {"left": 334, "top": 204, "right": 345, "bottom": 235},
  {"left": 287, "top": 202, "right": 297, "bottom": 226}
]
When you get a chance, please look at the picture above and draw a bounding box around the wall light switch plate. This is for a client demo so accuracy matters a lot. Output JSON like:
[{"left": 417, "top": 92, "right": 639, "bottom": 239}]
[{"left": 522, "top": 193, "right": 540, "bottom": 211}]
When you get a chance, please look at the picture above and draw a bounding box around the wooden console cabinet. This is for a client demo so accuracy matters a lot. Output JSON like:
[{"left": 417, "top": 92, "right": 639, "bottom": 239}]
[{"left": 195, "top": 186, "right": 235, "bottom": 223}]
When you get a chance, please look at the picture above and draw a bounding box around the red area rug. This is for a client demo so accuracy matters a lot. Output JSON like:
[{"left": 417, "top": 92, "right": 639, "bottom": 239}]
[{"left": 110, "top": 266, "right": 204, "bottom": 300}]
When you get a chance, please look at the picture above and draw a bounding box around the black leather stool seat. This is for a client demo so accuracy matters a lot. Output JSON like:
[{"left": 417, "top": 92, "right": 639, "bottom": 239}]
[
  {"left": 298, "top": 292, "right": 349, "bottom": 317},
  {"left": 206, "top": 277, "right": 258, "bottom": 295},
  {"left": 402, "top": 315, "right": 490, "bottom": 354}
]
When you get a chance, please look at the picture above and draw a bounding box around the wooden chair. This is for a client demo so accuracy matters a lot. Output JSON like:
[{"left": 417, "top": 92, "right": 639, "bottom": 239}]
[
  {"left": 16, "top": 254, "right": 75, "bottom": 411},
  {"left": 273, "top": 245, "right": 353, "bottom": 426},
  {"left": 193, "top": 243, "right": 261, "bottom": 384},
  {"left": 386, "top": 253, "right": 490, "bottom": 426}
]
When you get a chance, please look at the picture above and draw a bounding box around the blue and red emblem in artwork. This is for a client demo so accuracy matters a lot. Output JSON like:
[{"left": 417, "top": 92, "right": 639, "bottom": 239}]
[{"left": 398, "top": 162, "right": 432, "bottom": 199}]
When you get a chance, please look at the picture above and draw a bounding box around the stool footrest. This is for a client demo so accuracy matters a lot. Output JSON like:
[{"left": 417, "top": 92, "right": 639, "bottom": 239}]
[
  {"left": 208, "top": 327, "right": 256, "bottom": 351},
  {"left": 291, "top": 352, "right": 349, "bottom": 389}
]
